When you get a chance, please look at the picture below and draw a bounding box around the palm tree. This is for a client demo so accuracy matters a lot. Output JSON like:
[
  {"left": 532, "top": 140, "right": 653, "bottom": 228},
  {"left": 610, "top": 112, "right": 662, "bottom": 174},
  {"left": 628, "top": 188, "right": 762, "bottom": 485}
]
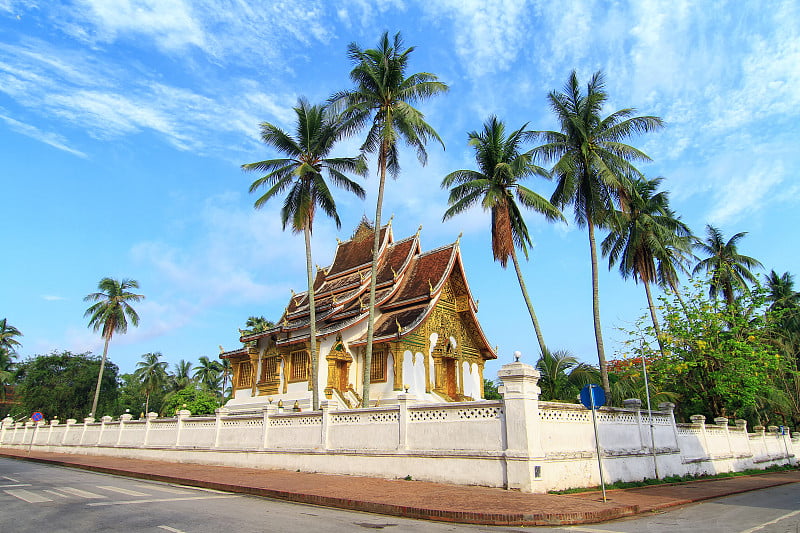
[
  {"left": 218, "top": 357, "right": 232, "bottom": 401},
  {"left": 0, "top": 318, "right": 22, "bottom": 356},
  {"left": 134, "top": 352, "right": 168, "bottom": 415},
  {"left": 765, "top": 271, "right": 800, "bottom": 311},
  {"left": 692, "top": 225, "right": 763, "bottom": 307},
  {"left": 442, "top": 116, "right": 563, "bottom": 353},
  {"left": 243, "top": 316, "right": 274, "bottom": 335},
  {"left": 535, "top": 348, "right": 598, "bottom": 402},
  {"left": 193, "top": 356, "right": 223, "bottom": 394},
  {"left": 331, "top": 31, "right": 448, "bottom": 407},
  {"left": 602, "top": 177, "right": 692, "bottom": 351},
  {"left": 0, "top": 349, "right": 15, "bottom": 402},
  {"left": 171, "top": 359, "right": 194, "bottom": 391},
  {"left": 532, "top": 70, "right": 664, "bottom": 397},
  {"left": 243, "top": 98, "right": 366, "bottom": 411},
  {"left": 84, "top": 277, "right": 144, "bottom": 417}
]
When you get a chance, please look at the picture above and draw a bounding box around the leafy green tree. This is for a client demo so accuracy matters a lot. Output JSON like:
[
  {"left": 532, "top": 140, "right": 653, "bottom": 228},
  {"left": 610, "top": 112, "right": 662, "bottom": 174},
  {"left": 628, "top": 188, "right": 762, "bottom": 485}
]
[
  {"left": 602, "top": 176, "right": 692, "bottom": 353},
  {"left": 620, "top": 281, "right": 785, "bottom": 423},
  {"left": 161, "top": 387, "right": 219, "bottom": 417},
  {"left": 332, "top": 31, "right": 448, "bottom": 407},
  {"left": 134, "top": 352, "right": 169, "bottom": 415},
  {"left": 535, "top": 348, "right": 598, "bottom": 402},
  {"left": 692, "top": 225, "right": 763, "bottom": 307},
  {"left": 442, "top": 116, "right": 563, "bottom": 353},
  {"left": 117, "top": 373, "right": 147, "bottom": 417},
  {"left": 14, "top": 351, "right": 119, "bottom": 420},
  {"left": 0, "top": 349, "right": 15, "bottom": 404},
  {"left": 243, "top": 98, "right": 366, "bottom": 411},
  {"left": 533, "top": 70, "right": 664, "bottom": 397},
  {"left": 483, "top": 379, "right": 502, "bottom": 400},
  {"left": 84, "top": 277, "right": 144, "bottom": 417}
]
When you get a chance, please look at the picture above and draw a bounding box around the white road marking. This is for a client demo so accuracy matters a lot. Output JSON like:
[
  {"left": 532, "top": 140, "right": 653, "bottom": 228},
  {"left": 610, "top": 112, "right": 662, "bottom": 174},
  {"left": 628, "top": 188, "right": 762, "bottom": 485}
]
[
  {"left": 55, "top": 486, "right": 108, "bottom": 499},
  {"left": 739, "top": 509, "right": 800, "bottom": 533},
  {"left": 134, "top": 484, "right": 190, "bottom": 494},
  {"left": 158, "top": 526, "right": 187, "bottom": 533},
  {"left": 42, "top": 490, "right": 70, "bottom": 498},
  {"left": 0, "top": 483, "right": 32, "bottom": 488},
  {"left": 562, "top": 528, "right": 625, "bottom": 533},
  {"left": 4, "top": 489, "right": 52, "bottom": 503},
  {"left": 87, "top": 494, "right": 238, "bottom": 507},
  {"left": 2, "top": 476, "right": 20, "bottom": 482},
  {"left": 96, "top": 485, "right": 149, "bottom": 497}
]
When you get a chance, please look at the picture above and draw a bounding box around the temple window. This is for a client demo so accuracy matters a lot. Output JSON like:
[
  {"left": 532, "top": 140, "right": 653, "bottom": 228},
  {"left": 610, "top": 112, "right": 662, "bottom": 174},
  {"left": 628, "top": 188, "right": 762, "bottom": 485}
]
[
  {"left": 370, "top": 350, "right": 387, "bottom": 383},
  {"left": 261, "top": 356, "right": 279, "bottom": 383},
  {"left": 236, "top": 361, "right": 253, "bottom": 388},
  {"left": 289, "top": 350, "right": 309, "bottom": 382}
]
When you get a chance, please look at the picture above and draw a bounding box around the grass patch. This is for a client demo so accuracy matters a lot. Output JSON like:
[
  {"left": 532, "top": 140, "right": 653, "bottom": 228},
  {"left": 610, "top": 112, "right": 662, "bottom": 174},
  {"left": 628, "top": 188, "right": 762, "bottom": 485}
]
[{"left": 548, "top": 463, "right": 799, "bottom": 494}]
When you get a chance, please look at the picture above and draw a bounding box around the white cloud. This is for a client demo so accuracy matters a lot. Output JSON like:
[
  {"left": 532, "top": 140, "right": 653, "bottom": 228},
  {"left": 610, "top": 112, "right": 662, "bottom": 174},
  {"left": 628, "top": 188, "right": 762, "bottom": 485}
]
[
  {"left": 706, "top": 161, "right": 785, "bottom": 225},
  {"left": 41, "top": 295, "right": 66, "bottom": 301},
  {"left": 0, "top": 112, "right": 87, "bottom": 157}
]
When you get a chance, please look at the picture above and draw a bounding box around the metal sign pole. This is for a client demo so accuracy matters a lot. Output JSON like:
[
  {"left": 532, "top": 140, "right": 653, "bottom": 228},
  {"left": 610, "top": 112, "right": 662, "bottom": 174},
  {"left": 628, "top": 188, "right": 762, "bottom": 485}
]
[
  {"left": 590, "top": 385, "right": 607, "bottom": 502},
  {"left": 641, "top": 353, "right": 660, "bottom": 479}
]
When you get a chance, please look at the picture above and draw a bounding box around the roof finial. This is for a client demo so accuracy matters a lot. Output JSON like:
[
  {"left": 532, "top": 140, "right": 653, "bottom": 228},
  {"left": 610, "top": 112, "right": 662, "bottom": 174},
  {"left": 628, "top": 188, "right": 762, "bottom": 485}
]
[
  {"left": 219, "top": 345, "right": 224, "bottom": 354},
  {"left": 332, "top": 294, "right": 339, "bottom": 305},
  {"left": 391, "top": 266, "right": 398, "bottom": 279},
  {"left": 388, "top": 214, "right": 394, "bottom": 226},
  {"left": 416, "top": 224, "right": 422, "bottom": 236},
  {"left": 395, "top": 317, "right": 403, "bottom": 334},
  {"left": 290, "top": 289, "right": 296, "bottom": 297},
  {"left": 336, "top": 237, "right": 341, "bottom": 244},
  {"left": 283, "top": 316, "right": 289, "bottom": 327},
  {"left": 456, "top": 231, "right": 463, "bottom": 244},
  {"left": 428, "top": 279, "right": 434, "bottom": 294}
]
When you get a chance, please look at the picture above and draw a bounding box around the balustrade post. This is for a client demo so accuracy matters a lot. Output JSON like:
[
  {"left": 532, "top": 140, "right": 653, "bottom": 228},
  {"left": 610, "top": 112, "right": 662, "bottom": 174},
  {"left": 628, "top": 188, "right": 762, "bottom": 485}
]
[
  {"left": 690, "top": 414, "right": 709, "bottom": 457},
  {"left": 715, "top": 417, "right": 733, "bottom": 460},
  {"left": 47, "top": 419, "right": 59, "bottom": 445},
  {"left": 497, "top": 355, "right": 543, "bottom": 492},
  {"left": 213, "top": 408, "right": 227, "bottom": 448},
  {"left": 118, "top": 413, "right": 133, "bottom": 446},
  {"left": 320, "top": 399, "right": 337, "bottom": 450},
  {"left": 99, "top": 415, "right": 112, "bottom": 446},
  {"left": 80, "top": 417, "right": 94, "bottom": 445},
  {"left": 658, "top": 402, "right": 678, "bottom": 450},
  {"left": 397, "top": 393, "right": 416, "bottom": 451},
  {"left": 624, "top": 398, "right": 645, "bottom": 450},
  {"left": 261, "top": 405, "right": 277, "bottom": 449},
  {"left": 63, "top": 419, "right": 76, "bottom": 445},
  {"left": 175, "top": 410, "right": 191, "bottom": 447},
  {"left": 143, "top": 412, "right": 157, "bottom": 446},
  {"left": 0, "top": 417, "right": 13, "bottom": 444}
]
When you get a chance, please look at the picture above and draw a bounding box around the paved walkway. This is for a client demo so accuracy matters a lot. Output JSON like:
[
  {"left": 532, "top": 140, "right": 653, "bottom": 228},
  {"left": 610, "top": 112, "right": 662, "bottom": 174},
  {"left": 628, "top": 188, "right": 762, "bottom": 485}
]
[{"left": 1, "top": 448, "right": 798, "bottom": 526}]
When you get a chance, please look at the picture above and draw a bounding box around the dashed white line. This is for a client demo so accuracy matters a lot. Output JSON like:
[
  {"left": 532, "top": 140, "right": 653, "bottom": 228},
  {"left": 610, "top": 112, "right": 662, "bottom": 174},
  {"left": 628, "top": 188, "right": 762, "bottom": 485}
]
[
  {"left": 4, "top": 489, "right": 52, "bottom": 503},
  {"left": 158, "top": 526, "right": 187, "bottom": 533},
  {"left": 55, "top": 486, "right": 107, "bottom": 499},
  {"left": 0, "top": 483, "right": 32, "bottom": 488},
  {"left": 738, "top": 509, "right": 800, "bottom": 533},
  {"left": 87, "top": 494, "right": 238, "bottom": 506},
  {"left": 2, "top": 476, "right": 20, "bottom": 482},
  {"left": 96, "top": 485, "right": 149, "bottom": 497},
  {"left": 42, "top": 490, "right": 71, "bottom": 498}
]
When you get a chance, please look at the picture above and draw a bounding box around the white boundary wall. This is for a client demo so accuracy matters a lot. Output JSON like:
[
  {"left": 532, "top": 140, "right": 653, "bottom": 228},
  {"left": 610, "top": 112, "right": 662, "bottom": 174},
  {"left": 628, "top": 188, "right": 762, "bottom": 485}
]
[{"left": 1, "top": 360, "right": 796, "bottom": 493}]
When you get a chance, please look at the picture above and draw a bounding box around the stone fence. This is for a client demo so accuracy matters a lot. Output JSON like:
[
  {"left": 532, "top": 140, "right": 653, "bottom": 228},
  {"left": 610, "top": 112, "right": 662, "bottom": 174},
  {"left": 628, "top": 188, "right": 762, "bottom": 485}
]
[{"left": 1, "top": 360, "right": 796, "bottom": 493}]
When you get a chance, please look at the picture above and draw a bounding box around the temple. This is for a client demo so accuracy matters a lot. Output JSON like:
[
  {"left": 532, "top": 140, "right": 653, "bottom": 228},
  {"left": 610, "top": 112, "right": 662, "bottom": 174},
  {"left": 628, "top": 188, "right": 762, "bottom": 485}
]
[{"left": 220, "top": 221, "right": 496, "bottom": 411}]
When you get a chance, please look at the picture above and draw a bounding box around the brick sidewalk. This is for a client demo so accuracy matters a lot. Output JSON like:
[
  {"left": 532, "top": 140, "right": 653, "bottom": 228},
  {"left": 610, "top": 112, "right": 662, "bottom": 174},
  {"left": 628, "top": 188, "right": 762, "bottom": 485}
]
[{"left": 1, "top": 449, "right": 798, "bottom": 526}]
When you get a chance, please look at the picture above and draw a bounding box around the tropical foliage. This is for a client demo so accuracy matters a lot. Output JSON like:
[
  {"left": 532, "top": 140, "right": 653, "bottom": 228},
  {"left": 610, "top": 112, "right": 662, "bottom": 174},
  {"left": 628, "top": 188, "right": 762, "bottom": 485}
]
[
  {"left": 692, "top": 225, "right": 763, "bottom": 306},
  {"left": 243, "top": 98, "right": 366, "bottom": 410},
  {"left": 331, "top": 30, "right": 448, "bottom": 407},
  {"left": 535, "top": 348, "right": 598, "bottom": 402},
  {"left": 442, "top": 116, "right": 563, "bottom": 353},
  {"left": 84, "top": 277, "right": 143, "bottom": 417},
  {"left": 533, "top": 70, "right": 664, "bottom": 398}
]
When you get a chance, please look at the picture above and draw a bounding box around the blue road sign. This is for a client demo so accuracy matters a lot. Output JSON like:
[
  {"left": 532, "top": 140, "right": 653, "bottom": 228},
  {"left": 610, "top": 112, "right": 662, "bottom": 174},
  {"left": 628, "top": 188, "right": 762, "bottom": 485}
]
[
  {"left": 580, "top": 384, "right": 606, "bottom": 410},
  {"left": 31, "top": 412, "right": 43, "bottom": 421}
]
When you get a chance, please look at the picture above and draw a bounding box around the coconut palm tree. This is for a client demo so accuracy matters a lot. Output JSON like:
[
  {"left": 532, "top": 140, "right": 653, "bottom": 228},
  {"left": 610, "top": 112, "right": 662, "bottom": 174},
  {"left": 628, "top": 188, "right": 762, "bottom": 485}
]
[
  {"left": 692, "top": 225, "right": 763, "bottom": 307},
  {"left": 331, "top": 31, "right": 448, "bottom": 407},
  {"left": 243, "top": 316, "right": 274, "bottom": 335},
  {"left": 243, "top": 98, "right": 366, "bottom": 411},
  {"left": 193, "top": 356, "right": 222, "bottom": 395},
  {"left": 0, "top": 349, "right": 15, "bottom": 402},
  {"left": 0, "top": 318, "right": 22, "bottom": 359},
  {"left": 602, "top": 177, "right": 692, "bottom": 351},
  {"left": 84, "top": 277, "right": 144, "bottom": 417},
  {"left": 134, "top": 352, "right": 168, "bottom": 415},
  {"left": 171, "top": 359, "right": 194, "bottom": 391},
  {"left": 442, "top": 116, "right": 563, "bottom": 353},
  {"left": 765, "top": 271, "right": 800, "bottom": 311},
  {"left": 535, "top": 348, "right": 599, "bottom": 402},
  {"left": 532, "top": 70, "right": 664, "bottom": 397}
]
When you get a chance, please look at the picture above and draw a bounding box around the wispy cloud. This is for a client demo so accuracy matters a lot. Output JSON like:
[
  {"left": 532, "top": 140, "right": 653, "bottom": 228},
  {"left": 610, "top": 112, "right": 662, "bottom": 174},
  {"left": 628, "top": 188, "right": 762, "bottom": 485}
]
[
  {"left": 0, "top": 112, "right": 87, "bottom": 157},
  {"left": 41, "top": 295, "right": 66, "bottom": 301}
]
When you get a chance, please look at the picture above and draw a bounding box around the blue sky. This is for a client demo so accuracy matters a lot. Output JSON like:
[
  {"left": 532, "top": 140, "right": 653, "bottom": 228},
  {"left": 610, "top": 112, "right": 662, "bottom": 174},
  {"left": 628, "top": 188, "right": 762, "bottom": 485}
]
[{"left": 1, "top": 0, "right": 798, "bottom": 380}]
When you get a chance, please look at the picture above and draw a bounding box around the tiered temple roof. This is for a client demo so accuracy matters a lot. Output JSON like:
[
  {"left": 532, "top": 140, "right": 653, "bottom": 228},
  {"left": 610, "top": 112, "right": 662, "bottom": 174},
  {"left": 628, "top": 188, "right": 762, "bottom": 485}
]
[{"left": 228, "top": 222, "right": 495, "bottom": 360}]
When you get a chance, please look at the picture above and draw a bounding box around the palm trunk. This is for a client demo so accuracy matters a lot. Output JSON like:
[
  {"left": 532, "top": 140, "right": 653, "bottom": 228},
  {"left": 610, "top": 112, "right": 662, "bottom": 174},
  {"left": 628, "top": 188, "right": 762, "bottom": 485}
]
[
  {"left": 304, "top": 224, "right": 320, "bottom": 411},
  {"left": 643, "top": 279, "right": 666, "bottom": 357},
  {"left": 668, "top": 279, "right": 690, "bottom": 318},
  {"left": 587, "top": 218, "right": 610, "bottom": 398},
  {"left": 144, "top": 391, "right": 150, "bottom": 416},
  {"left": 510, "top": 247, "right": 547, "bottom": 355},
  {"left": 362, "top": 140, "right": 388, "bottom": 408},
  {"left": 90, "top": 335, "right": 110, "bottom": 417}
]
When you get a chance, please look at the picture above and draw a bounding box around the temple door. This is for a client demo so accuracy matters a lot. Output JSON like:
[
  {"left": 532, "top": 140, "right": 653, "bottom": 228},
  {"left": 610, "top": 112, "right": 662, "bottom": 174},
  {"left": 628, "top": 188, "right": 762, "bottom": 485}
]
[
  {"left": 337, "top": 361, "right": 349, "bottom": 391},
  {"left": 444, "top": 358, "right": 456, "bottom": 398}
]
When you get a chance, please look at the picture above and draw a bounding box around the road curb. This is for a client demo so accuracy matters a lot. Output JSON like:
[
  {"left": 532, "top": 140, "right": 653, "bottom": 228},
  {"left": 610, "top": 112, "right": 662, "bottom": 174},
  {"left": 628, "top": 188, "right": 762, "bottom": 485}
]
[{"left": 0, "top": 451, "right": 639, "bottom": 526}]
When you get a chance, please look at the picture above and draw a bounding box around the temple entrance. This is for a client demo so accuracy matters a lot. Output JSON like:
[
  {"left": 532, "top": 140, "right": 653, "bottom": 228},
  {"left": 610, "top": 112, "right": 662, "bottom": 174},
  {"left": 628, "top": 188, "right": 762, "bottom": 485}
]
[
  {"left": 443, "top": 358, "right": 456, "bottom": 398},
  {"left": 336, "top": 360, "right": 349, "bottom": 391}
]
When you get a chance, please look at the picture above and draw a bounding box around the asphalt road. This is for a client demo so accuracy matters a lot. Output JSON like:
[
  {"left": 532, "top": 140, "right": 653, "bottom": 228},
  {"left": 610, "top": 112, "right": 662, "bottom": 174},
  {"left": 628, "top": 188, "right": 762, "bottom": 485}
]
[{"left": 1, "top": 457, "right": 799, "bottom": 532}]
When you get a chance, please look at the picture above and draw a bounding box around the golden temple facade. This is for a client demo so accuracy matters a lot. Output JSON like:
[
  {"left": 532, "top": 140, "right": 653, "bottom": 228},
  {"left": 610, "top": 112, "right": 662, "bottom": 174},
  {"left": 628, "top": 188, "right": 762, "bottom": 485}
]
[{"left": 220, "top": 222, "right": 495, "bottom": 410}]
